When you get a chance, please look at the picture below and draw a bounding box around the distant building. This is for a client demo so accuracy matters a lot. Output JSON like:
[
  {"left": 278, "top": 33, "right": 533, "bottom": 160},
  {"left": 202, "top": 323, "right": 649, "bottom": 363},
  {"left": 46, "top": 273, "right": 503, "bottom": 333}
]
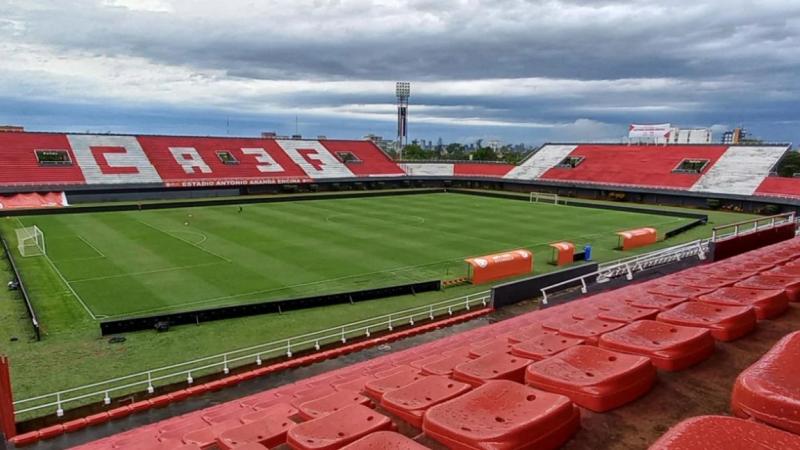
[
  {"left": 628, "top": 123, "right": 712, "bottom": 144},
  {"left": 363, "top": 134, "right": 395, "bottom": 153},
  {"left": 0, "top": 125, "right": 24, "bottom": 133},
  {"left": 668, "top": 128, "right": 712, "bottom": 144},
  {"left": 722, "top": 128, "right": 747, "bottom": 144}
]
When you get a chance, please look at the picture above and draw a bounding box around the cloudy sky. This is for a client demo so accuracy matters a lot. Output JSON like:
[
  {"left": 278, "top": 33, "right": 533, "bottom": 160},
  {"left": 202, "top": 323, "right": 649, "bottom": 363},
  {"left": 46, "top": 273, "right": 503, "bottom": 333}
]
[{"left": 1, "top": 0, "right": 799, "bottom": 145}]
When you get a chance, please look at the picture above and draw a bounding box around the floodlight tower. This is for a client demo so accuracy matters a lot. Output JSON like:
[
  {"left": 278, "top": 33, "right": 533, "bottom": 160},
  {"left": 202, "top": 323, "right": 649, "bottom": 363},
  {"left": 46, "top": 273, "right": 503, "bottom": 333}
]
[{"left": 396, "top": 82, "right": 411, "bottom": 159}]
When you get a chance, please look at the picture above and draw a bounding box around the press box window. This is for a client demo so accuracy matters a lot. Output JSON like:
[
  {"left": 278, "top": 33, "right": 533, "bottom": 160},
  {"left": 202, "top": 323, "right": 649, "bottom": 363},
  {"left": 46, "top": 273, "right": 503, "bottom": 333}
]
[
  {"left": 35, "top": 150, "right": 72, "bottom": 166},
  {"left": 216, "top": 151, "right": 239, "bottom": 165},
  {"left": 556, "top": 156, "right": 584, "bottom": 169},
  {"left": 673, "top": 159, "right": 709, "bottom": 174}
]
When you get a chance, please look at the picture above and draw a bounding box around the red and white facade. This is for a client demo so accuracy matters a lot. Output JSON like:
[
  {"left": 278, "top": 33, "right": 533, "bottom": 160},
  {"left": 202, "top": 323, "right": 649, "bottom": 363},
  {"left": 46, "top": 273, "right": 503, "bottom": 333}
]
[{"left": 0, "top": 132, "right": 798, "bottom": 200}]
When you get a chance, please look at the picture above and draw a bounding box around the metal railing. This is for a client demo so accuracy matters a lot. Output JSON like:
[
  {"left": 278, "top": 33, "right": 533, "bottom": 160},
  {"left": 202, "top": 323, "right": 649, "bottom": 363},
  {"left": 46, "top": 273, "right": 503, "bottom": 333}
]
[
  {"left": 540, "top": 239, "right": 709, "bottom": 304},
  {"left": 13, "top": 291, "right": 491, "bottom": 418},
  {"left": 711, "top": 212, "right": 797, "bottom": 242}
]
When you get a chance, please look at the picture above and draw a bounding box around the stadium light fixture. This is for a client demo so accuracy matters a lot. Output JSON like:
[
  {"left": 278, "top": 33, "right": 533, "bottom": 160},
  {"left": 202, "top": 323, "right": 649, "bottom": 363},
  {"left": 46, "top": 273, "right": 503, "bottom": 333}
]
[{"left": 396, "top": 82, "right": 411, "bottom": 159}]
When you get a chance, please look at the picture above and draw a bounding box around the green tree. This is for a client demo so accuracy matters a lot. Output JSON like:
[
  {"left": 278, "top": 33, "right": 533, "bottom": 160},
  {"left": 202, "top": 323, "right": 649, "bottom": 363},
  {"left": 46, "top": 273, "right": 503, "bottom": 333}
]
[
  {"left": 472, "top": 147, "right": 498, "bottom": 161},
  {"left": 401, "top": 143, "right": 433, "bottom": 160},
  {"left": 446, "top": 143, "right": 466, "bottom": 160},
  {"left": 777, "top": 150, "right": 800, "bottom": 177}
]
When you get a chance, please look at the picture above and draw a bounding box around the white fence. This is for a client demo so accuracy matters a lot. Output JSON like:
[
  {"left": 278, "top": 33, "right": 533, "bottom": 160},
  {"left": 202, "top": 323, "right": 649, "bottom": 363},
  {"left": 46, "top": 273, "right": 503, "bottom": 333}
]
[
  {"left": 711, "top": 212, "right": 796, "bottom": 242},
  {"left": 13, "top": 291, "right": 491, "bottom": 418},
  {"left": 540, "top": 239, "right": 710, "bottom": 305}
]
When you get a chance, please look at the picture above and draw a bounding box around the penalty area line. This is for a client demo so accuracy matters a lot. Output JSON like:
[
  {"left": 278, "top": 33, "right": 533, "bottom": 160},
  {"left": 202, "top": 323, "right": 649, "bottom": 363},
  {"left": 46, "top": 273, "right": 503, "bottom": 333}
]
[{"left": 13, "top": 217, "right": 99, "bottom": 321}]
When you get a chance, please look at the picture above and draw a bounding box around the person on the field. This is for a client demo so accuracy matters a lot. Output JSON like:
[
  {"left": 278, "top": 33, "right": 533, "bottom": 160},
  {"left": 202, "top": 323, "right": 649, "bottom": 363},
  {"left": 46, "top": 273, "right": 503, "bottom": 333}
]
[{"left": 238, "top": 206, "right": 243, "bottom": 214}]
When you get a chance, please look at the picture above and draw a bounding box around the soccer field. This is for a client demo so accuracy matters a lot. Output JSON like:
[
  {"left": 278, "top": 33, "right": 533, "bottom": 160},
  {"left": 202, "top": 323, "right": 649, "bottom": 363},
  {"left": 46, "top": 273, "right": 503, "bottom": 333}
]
[{"left": 5, "top": 192, "right": 692, "bottom": 319}]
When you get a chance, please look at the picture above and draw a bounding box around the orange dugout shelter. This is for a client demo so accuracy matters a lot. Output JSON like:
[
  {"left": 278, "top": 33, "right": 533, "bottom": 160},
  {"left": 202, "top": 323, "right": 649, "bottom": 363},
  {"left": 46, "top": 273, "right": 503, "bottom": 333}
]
[
  {"left": 617, "top": 227, "right": 658, "bottom": 250},
  {"left": 549, "top": 241, "right": 575, "bottom": 266},
  {"left": 465, "top": 249, "right": 533, "bottom": 285}
]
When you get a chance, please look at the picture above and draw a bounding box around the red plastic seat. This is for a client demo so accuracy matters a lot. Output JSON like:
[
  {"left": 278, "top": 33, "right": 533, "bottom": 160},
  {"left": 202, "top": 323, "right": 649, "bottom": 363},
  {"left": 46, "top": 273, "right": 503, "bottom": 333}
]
[
  {"left": 364, "top": 367, "right": 426, "bottom": 400},
  {"left": 420, "top": 354, "right": 471, "bottom": 376},
  {"left": 469, "top": 336, "right": 514, "bottom": 358},
  {"left": 240, "top": 402, "right": 299, "bottom": 424},
  {"left": 453, "top": 352, "right": 533, "bottom": 386},
  {"left": 626, "top": 292, "right": 688, "bottom": 311},
  {"left": 697, "top": 286, "right": 789, "bottom": 320},
  {"left": 381, "top": 376, "right": 471, "bottom": 427},
  {"left": 656, "top": 302, "right": 757, "bottom": 341},
  {"left": 511, "top": 334, "right": 584, "bottom": 361},
  {"left": 423, "top": 380, "right": 580, "bottom": 450},
  {"left": 506, "top": 323, "right": 553, "bottom": 343},
  {"left": 732, "top": 331, "right": 800, "bottom": 434},
  {"left": 292, "top": 385, "right": 336, "bottom": 407},
  {"left": 216, "top": 414, "right": 295, "bottom": 449},
  {"left": 737, "top": 273, "right": 800, "bottom": 301},
  {"left": 598, "top": 320, "right": 715, "bottom": 371},
  {"left": 646, "top": 283, "right": 714, "bottom": 300},
  {"left": 298, "top": 390, "right": 372, "bottom": 420},
  {"left": 597, "top": 305, "right": 659, "bottom": 323},
  {"left": 558, "top": 318, "right": 625, "bottom": 345},
  {"left": 570, "top": 304, "right": 611, "bottom": 320},
  {"left": 340, "top": 431, "right": 430, "bottom": 449},
  {"left": 333, "top": 375, "right": 374, "bottom": 393},
  {"left": 525, "top": 345, "right": 656, "bottom": 412},
  {"left": 648, "top": 415, "right": 800, "bottom": 450},
  {"left": 693, "top": 265, "right": 759, "bottom": 282},
  {"left": 286, "top": 404, "right": 393, "bottom": 450},
  {"left": 183, "top": 419, "right": 242, "bottom": 448},
  {"left": 662, "top": 275, "right": 732, "bottom": 290}
]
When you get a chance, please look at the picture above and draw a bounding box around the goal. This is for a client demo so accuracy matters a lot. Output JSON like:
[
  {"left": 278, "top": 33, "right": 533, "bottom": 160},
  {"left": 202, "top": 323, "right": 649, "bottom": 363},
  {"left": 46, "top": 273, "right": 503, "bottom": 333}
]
[
  {"left": 529, "top": 192, "right": 562, "bottom": 205},
  {"left": 16, "top": 226, "right": 46, "bottom": 257}
]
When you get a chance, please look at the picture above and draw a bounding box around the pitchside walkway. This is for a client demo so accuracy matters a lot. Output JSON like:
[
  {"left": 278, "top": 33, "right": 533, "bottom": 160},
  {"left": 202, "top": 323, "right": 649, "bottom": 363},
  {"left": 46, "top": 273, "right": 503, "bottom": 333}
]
[{"left": 23, "top": 237, "right": 799, "bottom": 450}]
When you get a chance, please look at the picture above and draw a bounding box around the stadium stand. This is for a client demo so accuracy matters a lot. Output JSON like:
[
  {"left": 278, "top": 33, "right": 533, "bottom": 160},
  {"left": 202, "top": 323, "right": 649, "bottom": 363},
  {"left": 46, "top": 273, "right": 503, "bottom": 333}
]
[
  {"left": 756, "top": 176, "right": 800, "bottom": 198},
  {"left": 398, "top": 163, "right": 454, "bottom": 177},
  {"left": 33, "top": 235, "right": 800, "bottom": 449},
  {"left": 452, "top": 163, "right": 515, "bottom": 178},
  {"left": 318, "top": 140, "right": 405, "bottom": 177},
  {"left": 731, "top": 330, "right": 800, "bottom": 434},
  {"left": 648, "top": 416, "right": 800, "bottom": 450},
  {"left": 504, "top": 144, "right": 578, "bottom": 180},
  {"left": 690, "top": 146, "right": 788, "bottom": 195},
  {"left": 2, "top": 132, "right": 797, "bottom": 202},
  {"left": 537, "top": 144, "right": 728, "bottom": 189},
  {"left": 0, "top": 132, "right": 400, "bottom": 188}
]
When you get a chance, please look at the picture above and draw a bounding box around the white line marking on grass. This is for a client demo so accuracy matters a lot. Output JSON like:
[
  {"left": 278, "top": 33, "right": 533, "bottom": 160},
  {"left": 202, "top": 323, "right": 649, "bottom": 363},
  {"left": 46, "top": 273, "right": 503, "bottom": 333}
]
[
  {"left": 68, "top": 261, "right": 224, "bottom": 283},
  {"left": 12, "top": 217, "right": 99, "bottom": 321},
  {"left": 77, "top": 235, "right": 106, "bottom": 258},
  {"left": 43, "top": 255, "right": 99, "bottom": 320},
  {"left": 133, "top": 219, "right": 232, "bottom": 263},
  {"left": 100, "top": 216, "right": 690, "bottom": 318},
  {"left": 49, "top": 256, "right": 106, "bottom": 263},
  {"left": 325, "top": 213, "right": 426, "bottom": 225}
]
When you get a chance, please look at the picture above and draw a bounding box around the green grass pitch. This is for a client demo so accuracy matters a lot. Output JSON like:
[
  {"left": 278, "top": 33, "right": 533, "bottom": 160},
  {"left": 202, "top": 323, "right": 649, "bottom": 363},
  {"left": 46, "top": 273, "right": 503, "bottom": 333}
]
[
  {"left": 0, "top": 192, "right": 757, "bottom": 411},
  {"left": 8, "top": 193, "right": 690, "bottom": 319}
]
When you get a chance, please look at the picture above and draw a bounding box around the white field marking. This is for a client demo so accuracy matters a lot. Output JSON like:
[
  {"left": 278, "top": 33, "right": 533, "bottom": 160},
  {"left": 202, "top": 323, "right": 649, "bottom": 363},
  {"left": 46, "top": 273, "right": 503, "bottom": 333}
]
[
  {"left": 167, "top": 230, "right": 208, "bottom": 245},
  {"left": 307, "top": 202, "right": 523, "bottom": 249},
  {"left": 101, "top": 217, "right": 688, "bottom": 318},
  {"left": 325, "top": 213, "right": 426, "bottom": 225},
  {"left": 49, "top": 256, "right": 107, "bottom": 263},
  {"left": 13, "top": 217, "right": 98, "bottom": 321},
  {"left": 77, "top": 235, "right": 106, "bottom": 258},
  {"left": 133, "top": 218, "right": 233, "bottom": 263},
  {"left": 68, "top": 261, "right": 224, "bottom": 283}
]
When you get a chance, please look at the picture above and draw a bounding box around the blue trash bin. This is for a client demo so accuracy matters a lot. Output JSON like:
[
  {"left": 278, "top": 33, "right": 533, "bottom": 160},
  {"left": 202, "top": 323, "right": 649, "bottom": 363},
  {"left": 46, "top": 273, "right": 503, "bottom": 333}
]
[{"left": 584, "top": 244, "right": 592, "bottom": 261}]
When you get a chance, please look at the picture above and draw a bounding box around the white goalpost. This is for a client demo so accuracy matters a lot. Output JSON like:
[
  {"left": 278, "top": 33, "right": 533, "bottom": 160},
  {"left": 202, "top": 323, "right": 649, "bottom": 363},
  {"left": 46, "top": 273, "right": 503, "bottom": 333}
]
[
  {"left": 16, "top": 226, "right": 46, "bottom": 257},
  {"left": 529, "top": 192, "right": 562, "bottom": 205}
]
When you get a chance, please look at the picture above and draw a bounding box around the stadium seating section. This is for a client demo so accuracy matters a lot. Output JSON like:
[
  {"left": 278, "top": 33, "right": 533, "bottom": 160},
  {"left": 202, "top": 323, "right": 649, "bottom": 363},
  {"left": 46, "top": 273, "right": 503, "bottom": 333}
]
[
  {"left": 64, "top": 236, "right": 800, "bottom": 450},
  {"left": 2, "top": 132, "right": 797, "bottom": 200}
]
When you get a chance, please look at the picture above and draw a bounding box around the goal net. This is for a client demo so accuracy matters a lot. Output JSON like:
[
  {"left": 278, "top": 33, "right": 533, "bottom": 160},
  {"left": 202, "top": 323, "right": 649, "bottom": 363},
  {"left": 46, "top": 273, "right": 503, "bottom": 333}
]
[
  {"left": 16, "top": 226, "right": 45, "bottom": 257},
  {"left": 529, "top": 192, "right": 562, "bottom": 205}
]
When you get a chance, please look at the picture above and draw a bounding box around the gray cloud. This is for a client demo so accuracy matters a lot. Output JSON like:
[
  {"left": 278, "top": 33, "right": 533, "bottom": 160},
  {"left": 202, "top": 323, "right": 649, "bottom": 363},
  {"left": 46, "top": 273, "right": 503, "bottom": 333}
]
[{"left": 1, "top": 0, "right": 799, "bottom": 144}]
